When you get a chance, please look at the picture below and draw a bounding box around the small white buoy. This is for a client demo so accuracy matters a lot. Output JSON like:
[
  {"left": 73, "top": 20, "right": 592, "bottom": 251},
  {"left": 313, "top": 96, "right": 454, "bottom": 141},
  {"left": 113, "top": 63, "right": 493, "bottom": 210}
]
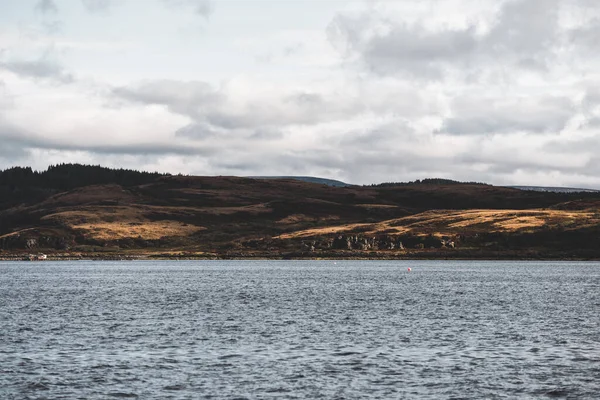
[{"left": 407, "top": 267, "right": 412, "bottom": 272}]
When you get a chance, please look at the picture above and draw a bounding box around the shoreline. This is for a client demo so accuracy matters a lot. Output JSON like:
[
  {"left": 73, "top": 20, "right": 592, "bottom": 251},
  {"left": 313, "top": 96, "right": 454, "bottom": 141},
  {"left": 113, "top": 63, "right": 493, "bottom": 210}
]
[{"left": 2, "top": 251, "right": 600, "bottom": 262}]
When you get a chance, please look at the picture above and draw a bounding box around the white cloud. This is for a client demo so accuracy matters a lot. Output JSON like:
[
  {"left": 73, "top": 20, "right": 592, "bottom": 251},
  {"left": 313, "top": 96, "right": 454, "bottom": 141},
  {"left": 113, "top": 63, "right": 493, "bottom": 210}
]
[
  {"left": 35, "top": 0, "right": 58, "bottom": 14},
  {"left": 161, "top": 0, "right": 214, "bottom": 18},
  {"left": 1, "top": 0, "right": 600, "bottom": 188},
  {"left": 439, "top": 95, "right": 575, "bottom": 135},
  {"left": 81, "top": 0, "right": 117, "bottom": 14}
]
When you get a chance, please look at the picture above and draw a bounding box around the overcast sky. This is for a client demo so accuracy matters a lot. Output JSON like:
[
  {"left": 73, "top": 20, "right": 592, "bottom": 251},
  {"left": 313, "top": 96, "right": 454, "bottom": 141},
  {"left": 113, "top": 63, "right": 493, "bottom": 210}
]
[{"left": 1, "top": 0, "right": 599, "bottom": 186}]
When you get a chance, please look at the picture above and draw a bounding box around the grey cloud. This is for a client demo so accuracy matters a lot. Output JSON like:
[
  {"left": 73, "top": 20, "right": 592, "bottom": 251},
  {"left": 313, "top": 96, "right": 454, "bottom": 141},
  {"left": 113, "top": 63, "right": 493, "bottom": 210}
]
[
  {"left": 293, "top": 147, "right": 455, "bottom": 183},
  {"left": 256, "top": 43, "right": 304, "bottom": 64},
  {"left": 569, "top": 18, "right": 600, "bottom": 51},
  {"left": 587, "top": 117, "right": 600, "bottom": 127},
  {"left": 540, "top": 137, "right": 600, "bottom": 177},
  {"left": 209, "top": 149, "right": 343, "bottom": 176},
  {"left": 114, "top": 80, "right": 225, "bottom": 125},
  {"left": 81, "top": 0, "right": 115, "bottom": 13},
  {"left": 174, "top": 123, "right": 220, "bottom": 139},
  {"left": 329, "top": 0, "right": 562, "bottom": 79},
  {"left": 439, "top": 95, "right": 574, "bottom": 135},
  {"left": 0, "top": 123, "right": 31, "bottom": 160},
  {"left": 341, "top": 122, "right": 416, "bottom": 148},
  {"left": 0, "top": 141, "right": 30, "bottom": 160},
  {"left": 583, "top": 87, "right": 600, "bottom": 109},
  {"left": 161, "top": 0, "right": 214, "bottom": 18},
  {"left": 114, "top": 80, "right": 220, "bottom": 113},
  {"left": 42, "top": 20, "right": 64, "bottom": 34},
  {"left": 328, "top": 9, "right": 477, "bottom": 78},
  {"left": 174, "top": 122, "right": 283, "bottom": 140},
  {"left": 286, "top": 92, "right": 324, "bottom": 107},
  {"left": 454, "top": 151, "right": 583, "bottom": 175},
  {"left": 114, "top": 80, "right": 363, "bottom": 130},
  {"left": 485, "top": 0, "right": 559, "bottom": 58},
  {"left": 363, "top": 25, "right": 477, "bottom": 78},
  {"left": 0, "top": 81, "right": 14, "bottom": 109},
  {"left": 73, "top": 142, "right": 208, "bottom": 156},
  {"left": 283, "top": 43, "right": 303, "bottom": 57},
  {"left": 544, "top": 135, "right": 600, "bottom": 154},
  {"left": 0, "top": 124, "right": 209, "bottom": 157},
  {"left": 35, "top": 0, "right": 58, "bottom": 14},
  {"left": 250, "top": 128, "right": 283, "bottom": 140},
  {"left": 0, "top": 58, "right": 73, "bottom": 84}
]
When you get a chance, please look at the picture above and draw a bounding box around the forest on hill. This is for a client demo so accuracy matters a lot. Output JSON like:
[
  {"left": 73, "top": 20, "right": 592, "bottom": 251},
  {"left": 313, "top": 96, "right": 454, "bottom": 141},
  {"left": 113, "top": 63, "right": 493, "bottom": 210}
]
[{"left": 0, "top": 164, "right": 168, "bottom": 209}]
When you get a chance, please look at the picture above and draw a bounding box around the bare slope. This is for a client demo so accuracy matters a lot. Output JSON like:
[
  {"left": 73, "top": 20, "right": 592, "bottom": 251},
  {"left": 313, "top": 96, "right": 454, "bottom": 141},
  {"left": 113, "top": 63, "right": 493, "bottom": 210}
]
[{"left": 1, "top": 174, "right": 600, "bottom": 257}]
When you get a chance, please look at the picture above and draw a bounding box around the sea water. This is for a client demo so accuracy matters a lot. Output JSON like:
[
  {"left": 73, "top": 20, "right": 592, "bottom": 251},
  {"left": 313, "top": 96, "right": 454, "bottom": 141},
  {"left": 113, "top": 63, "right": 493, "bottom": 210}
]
[{"left": 1, "top": 260, "right": 599, "bottom": 399}]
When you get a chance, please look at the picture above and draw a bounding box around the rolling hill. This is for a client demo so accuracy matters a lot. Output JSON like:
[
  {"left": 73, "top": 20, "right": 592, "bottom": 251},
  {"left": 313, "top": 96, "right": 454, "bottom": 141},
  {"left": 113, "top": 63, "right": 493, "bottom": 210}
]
[{"left": 1, "top": 164, "right": 600, "bottom": 259}]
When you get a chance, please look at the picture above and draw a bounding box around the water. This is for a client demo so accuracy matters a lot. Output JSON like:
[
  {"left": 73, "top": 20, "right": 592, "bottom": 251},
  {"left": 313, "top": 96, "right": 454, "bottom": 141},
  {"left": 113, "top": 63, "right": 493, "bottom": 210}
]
[{"left": 1, "top": 260, "right": 599, "bottom": 399}]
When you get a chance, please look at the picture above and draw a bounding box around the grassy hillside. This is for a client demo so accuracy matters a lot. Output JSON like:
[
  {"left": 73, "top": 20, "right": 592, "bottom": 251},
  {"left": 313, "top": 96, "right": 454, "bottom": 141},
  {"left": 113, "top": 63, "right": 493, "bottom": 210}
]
[{"left": 1, "top": 165, "right": 600, "bottom": 259}]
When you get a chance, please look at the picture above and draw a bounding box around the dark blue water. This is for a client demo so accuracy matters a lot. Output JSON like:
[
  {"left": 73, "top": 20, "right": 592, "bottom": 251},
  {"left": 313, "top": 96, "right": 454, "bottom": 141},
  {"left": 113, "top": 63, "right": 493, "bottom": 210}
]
[{"left": 1, "top": 260, "right": 599, "bottom": 399}]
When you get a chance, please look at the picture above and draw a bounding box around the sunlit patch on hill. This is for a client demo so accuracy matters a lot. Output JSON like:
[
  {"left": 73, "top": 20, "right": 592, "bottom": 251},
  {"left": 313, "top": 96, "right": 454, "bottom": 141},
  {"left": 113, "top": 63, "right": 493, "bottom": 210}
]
[
  {"left": 277, "top": 209, "right": 600, "bottom": 239},
  {"left": 71, "top": 221, "right": 203, "bottom": 241}
]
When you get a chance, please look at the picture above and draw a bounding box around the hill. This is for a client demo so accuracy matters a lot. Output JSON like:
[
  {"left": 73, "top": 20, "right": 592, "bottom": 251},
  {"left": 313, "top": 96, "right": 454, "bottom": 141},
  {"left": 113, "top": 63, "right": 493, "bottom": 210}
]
[
  {"left": 249, "top": 176, "right": 350, "bottom": 187},
  {"left": 506, "top": 186, "right": 600, "bottom": 193},
  {"left": 1, "top": 164, "right": 600, "bottom": 259}
]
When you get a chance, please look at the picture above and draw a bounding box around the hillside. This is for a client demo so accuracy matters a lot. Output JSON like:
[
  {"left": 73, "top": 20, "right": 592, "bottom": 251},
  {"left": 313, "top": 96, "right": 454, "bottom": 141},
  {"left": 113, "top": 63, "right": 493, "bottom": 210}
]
[
  {"left": 1, "top": 165, "right": 600, "bottom": 259},
  {"left": 248, "top": 176, "right": 350, "bottom": 187}
]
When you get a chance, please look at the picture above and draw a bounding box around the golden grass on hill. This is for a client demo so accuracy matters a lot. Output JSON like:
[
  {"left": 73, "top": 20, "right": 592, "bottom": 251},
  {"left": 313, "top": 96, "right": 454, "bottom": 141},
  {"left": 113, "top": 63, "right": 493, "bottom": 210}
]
[
  {"left": 277, "top": 209, "right": 600, "bottom": 239},
  {"left": 72, "top": 221, "right": 204, "bottom": 240},
  {"left": 41, "top": 207, "right": 145, "bottom": 224},
  {"left": 276, "top": 214, "right": 340, "bottom": 224},
  {"left": 39, "top": 207, "right": 204, "bottom": 240},
  {"left": 354, "top": 204, "right": 400, "bottom": 209},
  {"left": 0, "top": 228, "right": 37, "bottom": 239},
  {"left": 277, "top": 223, "right": 380, "bottom": 239}
]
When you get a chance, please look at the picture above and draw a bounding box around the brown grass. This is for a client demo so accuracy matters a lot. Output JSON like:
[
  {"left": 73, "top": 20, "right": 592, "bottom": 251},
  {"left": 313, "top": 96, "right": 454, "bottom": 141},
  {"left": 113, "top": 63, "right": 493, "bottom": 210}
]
[
  {"left": 72, "top": 221, "right": 204, "bottom": 240},
  {"left": 0, "top": 228, "right": 36, "bottom": 239},
  {"left": 276, "top": 214, "right": 340, "bottom": 224},
  {"left": 40, "top": 206, "right": 204, "bottom": 240},
  {"left": 354, "top": 204, "right": 399, "bottom": 209},
  {"left": 277, "top": 209, "right": 600, "bottom": 239}
]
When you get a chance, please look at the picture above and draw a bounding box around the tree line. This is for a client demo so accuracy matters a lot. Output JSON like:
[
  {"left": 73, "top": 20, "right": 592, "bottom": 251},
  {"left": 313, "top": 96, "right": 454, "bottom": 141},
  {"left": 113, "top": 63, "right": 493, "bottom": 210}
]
[
  {"left": 0, "top": 163, "right": 169, "bottom": 191},
  {"left": 367, "top": 178, "right": 489, "bottom": 187}
]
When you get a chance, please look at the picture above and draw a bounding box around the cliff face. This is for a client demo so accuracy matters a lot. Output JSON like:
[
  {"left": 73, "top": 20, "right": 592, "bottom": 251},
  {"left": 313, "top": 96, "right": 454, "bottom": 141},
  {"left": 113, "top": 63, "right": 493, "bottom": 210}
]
[{"left": 1, "top": 168, "right": 600, "bottom": 258}]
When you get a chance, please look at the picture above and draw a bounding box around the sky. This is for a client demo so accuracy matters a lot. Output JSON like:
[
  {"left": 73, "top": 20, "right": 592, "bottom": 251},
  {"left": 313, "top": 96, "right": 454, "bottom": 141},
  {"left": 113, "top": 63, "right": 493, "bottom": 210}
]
[{"left": 1, "top": 0, "right": 600, "bottom": 187}]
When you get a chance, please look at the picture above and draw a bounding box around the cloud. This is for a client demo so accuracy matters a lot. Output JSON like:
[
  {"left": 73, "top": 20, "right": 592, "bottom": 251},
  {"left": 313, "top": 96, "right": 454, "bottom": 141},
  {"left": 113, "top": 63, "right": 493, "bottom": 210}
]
[
  {"left": 174, "top": 122, "right": 221, "bottom": 139},
  {"left": 485, "top": 0, "right": 559, "bottom": 61},
  {"left": 113, "top": 79, "right": 364, "bottom": 130},
  {"left": 583, "top": 87, "right": 600, "bottom": 110},
  {"left": 0, "top": 122, "right": 31, "bottom": 160},
  {"left": 329, "top": 14, "right": 478, "bottom": 79},
  {"left": 34, "top": 0, "right": 59, "bottom": 14},
  {"left": 0, "top": 58, "right": 73, "bottom": 84},
  {"left": 439, "top": 95, "right": 575, "bottom": 135},
  {"left": 0, "top": 125, "right": 207, "bottom": 157},
  {"left": 0, "top": 81, "right": 14, "bottom": 110},
  {"left": 329, "top": 0, "right": 566, "bottom": 79},
  {"left": 161, "top": 0, "right": 214, "bottom": 18},
  {"left": 2, "top": 0, "right": 600, "bottom": 188},
  {"left": 81, "top": 0, "right": 115, "bottom": 13},
  {"left": 570, "top": 19, "right": 600, "bottom": 50}
]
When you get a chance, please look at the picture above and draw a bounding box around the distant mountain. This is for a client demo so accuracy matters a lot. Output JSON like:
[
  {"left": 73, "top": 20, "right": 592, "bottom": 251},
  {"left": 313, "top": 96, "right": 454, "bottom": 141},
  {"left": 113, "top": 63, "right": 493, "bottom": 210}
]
[
  {"left": 249, "top": 176, "right": 351, "bottom": 187},
  {"left": 507, "top": 186, "right": 600, "bottom": 193}
]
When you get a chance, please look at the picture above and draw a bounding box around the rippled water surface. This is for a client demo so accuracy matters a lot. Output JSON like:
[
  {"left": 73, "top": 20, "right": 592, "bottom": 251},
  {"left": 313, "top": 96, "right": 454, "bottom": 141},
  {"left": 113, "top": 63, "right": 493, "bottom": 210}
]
[{"left": 1, "top": 260, "right": 600, "bottom": 399}]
